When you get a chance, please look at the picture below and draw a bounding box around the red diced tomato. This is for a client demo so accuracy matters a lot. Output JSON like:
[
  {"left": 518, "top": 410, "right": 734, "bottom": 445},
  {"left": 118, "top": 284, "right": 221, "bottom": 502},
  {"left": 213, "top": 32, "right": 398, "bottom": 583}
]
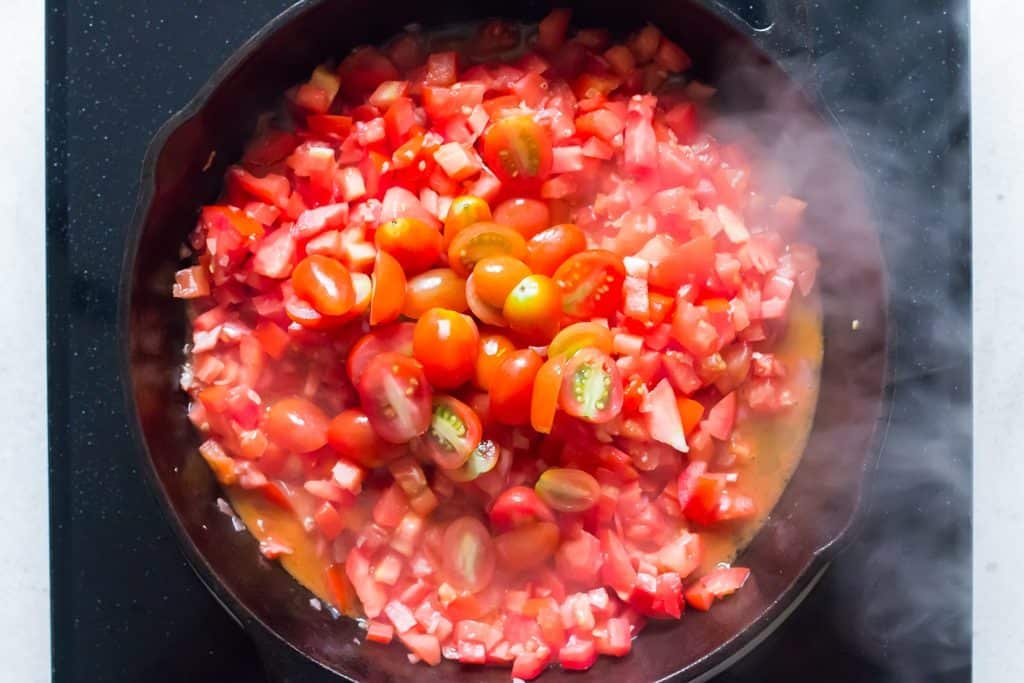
[{"left": 366, "top": 620, "right": 395, "bottom": 644}]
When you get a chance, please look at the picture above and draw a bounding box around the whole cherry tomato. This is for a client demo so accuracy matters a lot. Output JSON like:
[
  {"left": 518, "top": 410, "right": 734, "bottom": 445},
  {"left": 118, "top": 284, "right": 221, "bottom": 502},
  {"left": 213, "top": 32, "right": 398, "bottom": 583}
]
[
  {"left": 412, "top": 308, "right": 480, "bottom": 389},
  {"left": 475, "top": 332, "right": 516, "bottom": 391},
  {"left": 494, "top": 197, "right": 551, "bottom": 239},
  {"left": 502, "top": 274, "right": 562, "bottom": 343},
  {"left": 525, "top": 223, "right": 588, "bottom": 276},
  {"left": 375, "top": 217, "right": 443, "bottom": 275},
  {"left": 264, "top": 396, "right": 329, "bottom": 453},
  {"left": 472, "top": 256, "right": 532, "bottom": 309},
  {"left": 327, "top": 409, "right": 398, "bottom": 467},
  {"left": 489, "top": 349, "right": 543, "bottom": 425},
  {"left": 291, "top": 255, "right": 355, "bottom": 316},
  {"left": 402, "top": 268, "right": 468, "bottom": 318}
]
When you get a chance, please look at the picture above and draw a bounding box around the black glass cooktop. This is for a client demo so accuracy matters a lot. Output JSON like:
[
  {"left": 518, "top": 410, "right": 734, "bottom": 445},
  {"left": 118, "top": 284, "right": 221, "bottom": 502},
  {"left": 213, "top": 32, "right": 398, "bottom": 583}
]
[{"left": 47, "top": 1, "right": 970, "bottom": 681}]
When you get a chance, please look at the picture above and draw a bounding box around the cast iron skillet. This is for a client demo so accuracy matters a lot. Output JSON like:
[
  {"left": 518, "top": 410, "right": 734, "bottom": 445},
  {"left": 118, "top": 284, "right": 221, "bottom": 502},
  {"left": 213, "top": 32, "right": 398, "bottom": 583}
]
[{"left": 120, "top": 0, "right": 889, "bottom": 680}]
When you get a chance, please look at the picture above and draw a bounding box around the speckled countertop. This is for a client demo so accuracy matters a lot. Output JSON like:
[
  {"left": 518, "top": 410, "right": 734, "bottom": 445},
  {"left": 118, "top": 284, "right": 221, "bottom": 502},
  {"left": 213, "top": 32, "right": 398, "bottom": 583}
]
[{"left": 0, "top": 0, "right": 1007, "bottom": 681}]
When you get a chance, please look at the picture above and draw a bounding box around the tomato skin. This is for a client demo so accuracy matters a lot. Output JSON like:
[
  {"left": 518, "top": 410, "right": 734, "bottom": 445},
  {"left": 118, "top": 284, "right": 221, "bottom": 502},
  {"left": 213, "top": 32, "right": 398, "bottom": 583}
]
[
  {"left": 472, "top": 256, "right": 532, "bottom": 309},
  {"left": 327, "top": 409, "right": 397, "bottom": 468},
  {"left": 525, "top": 223, "right": 588, "bottom": 276},
  {"left": 441, "top": 516, "right": 497, "bottom": 593},
  {"left": 494, "top": 197, "right": 551, "bottom": 239},
  {"left": 291, "top": 255, "right": 355, "bottom": 316},
  {"left": 370, "top": 250, "right": 406, "bottom": 325},
  {"left": 489, "top": 485, "right": 556, "bottom": 531},
  {"left": 413, "top": 308, "right": 480, "bottom": 389},
  {"left": 559, "top": 348, "right": 624, "bottom": 423},
  {"left": 482, "top": 115, "right": 554, "bottom": 185},
  {"left": 357, "top": 352, "right": 433, "bottom": 444},
  {"left": 402, "top": 268, "right": 468, "bottom": 318},
  {"left": 422, "top": 395, "right": 483, "bottom": 469},
  {"left": 530, "top": 356, "right": 566, "bottom": 434},
  {"left": 502, "top": 274, "right": 563, "bottom": 344},
  {"left": 443, "top": 195, "right": 493, "bottom": 248},
  {"left": 553, "top": 250, "right": 626, "bottom": 319},
  {"left": 375, "top": 217, "right": 443, "bottom": 275},
  {"left": 264, "top": 396, "right": 329, "bottom": 453},
  {"left": 489, "top": 349, "right": 544, "bottom": 425},
  {"left": 474, "top": 332, "right": 515, "bottom": 391},
  {"left": 347, "top": 322, "right": 415, "bottom": 383},
  {"left": 447, "top": 222, "right": 528, "bottom": 277}
]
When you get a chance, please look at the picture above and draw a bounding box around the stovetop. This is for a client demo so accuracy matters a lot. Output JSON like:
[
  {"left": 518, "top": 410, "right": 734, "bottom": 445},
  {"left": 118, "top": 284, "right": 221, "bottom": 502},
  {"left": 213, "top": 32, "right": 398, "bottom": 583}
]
[{"left": 46, "top": 1, "right": 970, "bottom": 681}]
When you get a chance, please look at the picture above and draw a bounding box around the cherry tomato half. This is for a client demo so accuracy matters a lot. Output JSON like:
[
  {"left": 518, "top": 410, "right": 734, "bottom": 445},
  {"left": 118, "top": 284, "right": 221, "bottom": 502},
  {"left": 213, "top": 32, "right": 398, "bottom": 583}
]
[
  {"left": 264, "top": 396, "right": 329, "bottom": 453},
  {"left": 530, "top": 356, "right": 566, "bottom": 434},
  {"left": 502, "top": 274, "right": 562, "bottom": 344},
  {"left": 347, "top": 322, "right": 415, "bottom": 383},
  {"left": 472, "top": 256, "right": 532, "bottom": 309},
  {"left": 475, "top": 332, "right": 516, "bottom": 390},
  {"left": 525, "top": 223, "right": 588, "bottom": 276},
  {"left": 547, "top": 321, "right": 614, "bottom": 358},
  {"left": 422, "top": 395, "right": 483, "bottom": 470},
  {"left": 489, "top": 349, "right": 544, "bottom": 425},
  {"left": 447, "top": 222, "right": 528, "bottom": 277},
  {"left": 559, "top": 347, "right": 624, "bottom": 423},
  {"left": 357, "top": 351, "right": 433, "bottom": 444},
  {"left": 412, "top": 308, "right": 480, "bottom": 389},
  {"left": 482, "top": 115, "right": 554, "bottom": 185},
  {"left": 370, "top": 250, "right": 406, "bottom": 325},
  {"left": 494, "top": 197, "right": 551, "bottom": 239},
  {"left": 535, "top": 467, "right": 601, "bottom": 512},
  {"left": 488, "top": 485, "right": 556, "bottom": 531},
  {"left": 291, "top": 255, "right": 355, "bottom": 316},
  {"left": 443, "top": 195, "right": 493, "bottom": 249},
  {"left": 327, "top": 409, "right": 398, "bottom": 467},
  {"left": 441, "top": 516, "right": 496, "bottom": 593},
  {"left": 375, "top": 217, "right": 443, "bottom": 275},
  {"left": 553, "top": 249, "right": 626, "bottom": 319},
  {"left": 402, "top": 268, "right": 468, "bottom": 318}
]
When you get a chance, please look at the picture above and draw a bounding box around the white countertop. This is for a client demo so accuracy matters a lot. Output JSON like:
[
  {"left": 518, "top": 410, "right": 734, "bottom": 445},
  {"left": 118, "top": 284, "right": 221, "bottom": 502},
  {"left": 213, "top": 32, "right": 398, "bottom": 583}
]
[{"left": 0, "top": 0, "right": 1013, "bottom": 680}]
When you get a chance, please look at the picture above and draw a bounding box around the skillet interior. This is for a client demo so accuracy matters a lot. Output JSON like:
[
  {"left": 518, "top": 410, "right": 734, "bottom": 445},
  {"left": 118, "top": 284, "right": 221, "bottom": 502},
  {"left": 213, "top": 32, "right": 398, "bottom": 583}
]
[{"left": 121, "top": 1, "right": 888, "bottom": 680}]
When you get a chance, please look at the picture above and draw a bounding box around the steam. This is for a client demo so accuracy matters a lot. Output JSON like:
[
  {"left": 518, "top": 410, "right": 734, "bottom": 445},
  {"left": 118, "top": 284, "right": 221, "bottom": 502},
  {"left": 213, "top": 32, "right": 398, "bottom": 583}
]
[{"left": 706, "top": 2, "right": 971, "bottom": 680}]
